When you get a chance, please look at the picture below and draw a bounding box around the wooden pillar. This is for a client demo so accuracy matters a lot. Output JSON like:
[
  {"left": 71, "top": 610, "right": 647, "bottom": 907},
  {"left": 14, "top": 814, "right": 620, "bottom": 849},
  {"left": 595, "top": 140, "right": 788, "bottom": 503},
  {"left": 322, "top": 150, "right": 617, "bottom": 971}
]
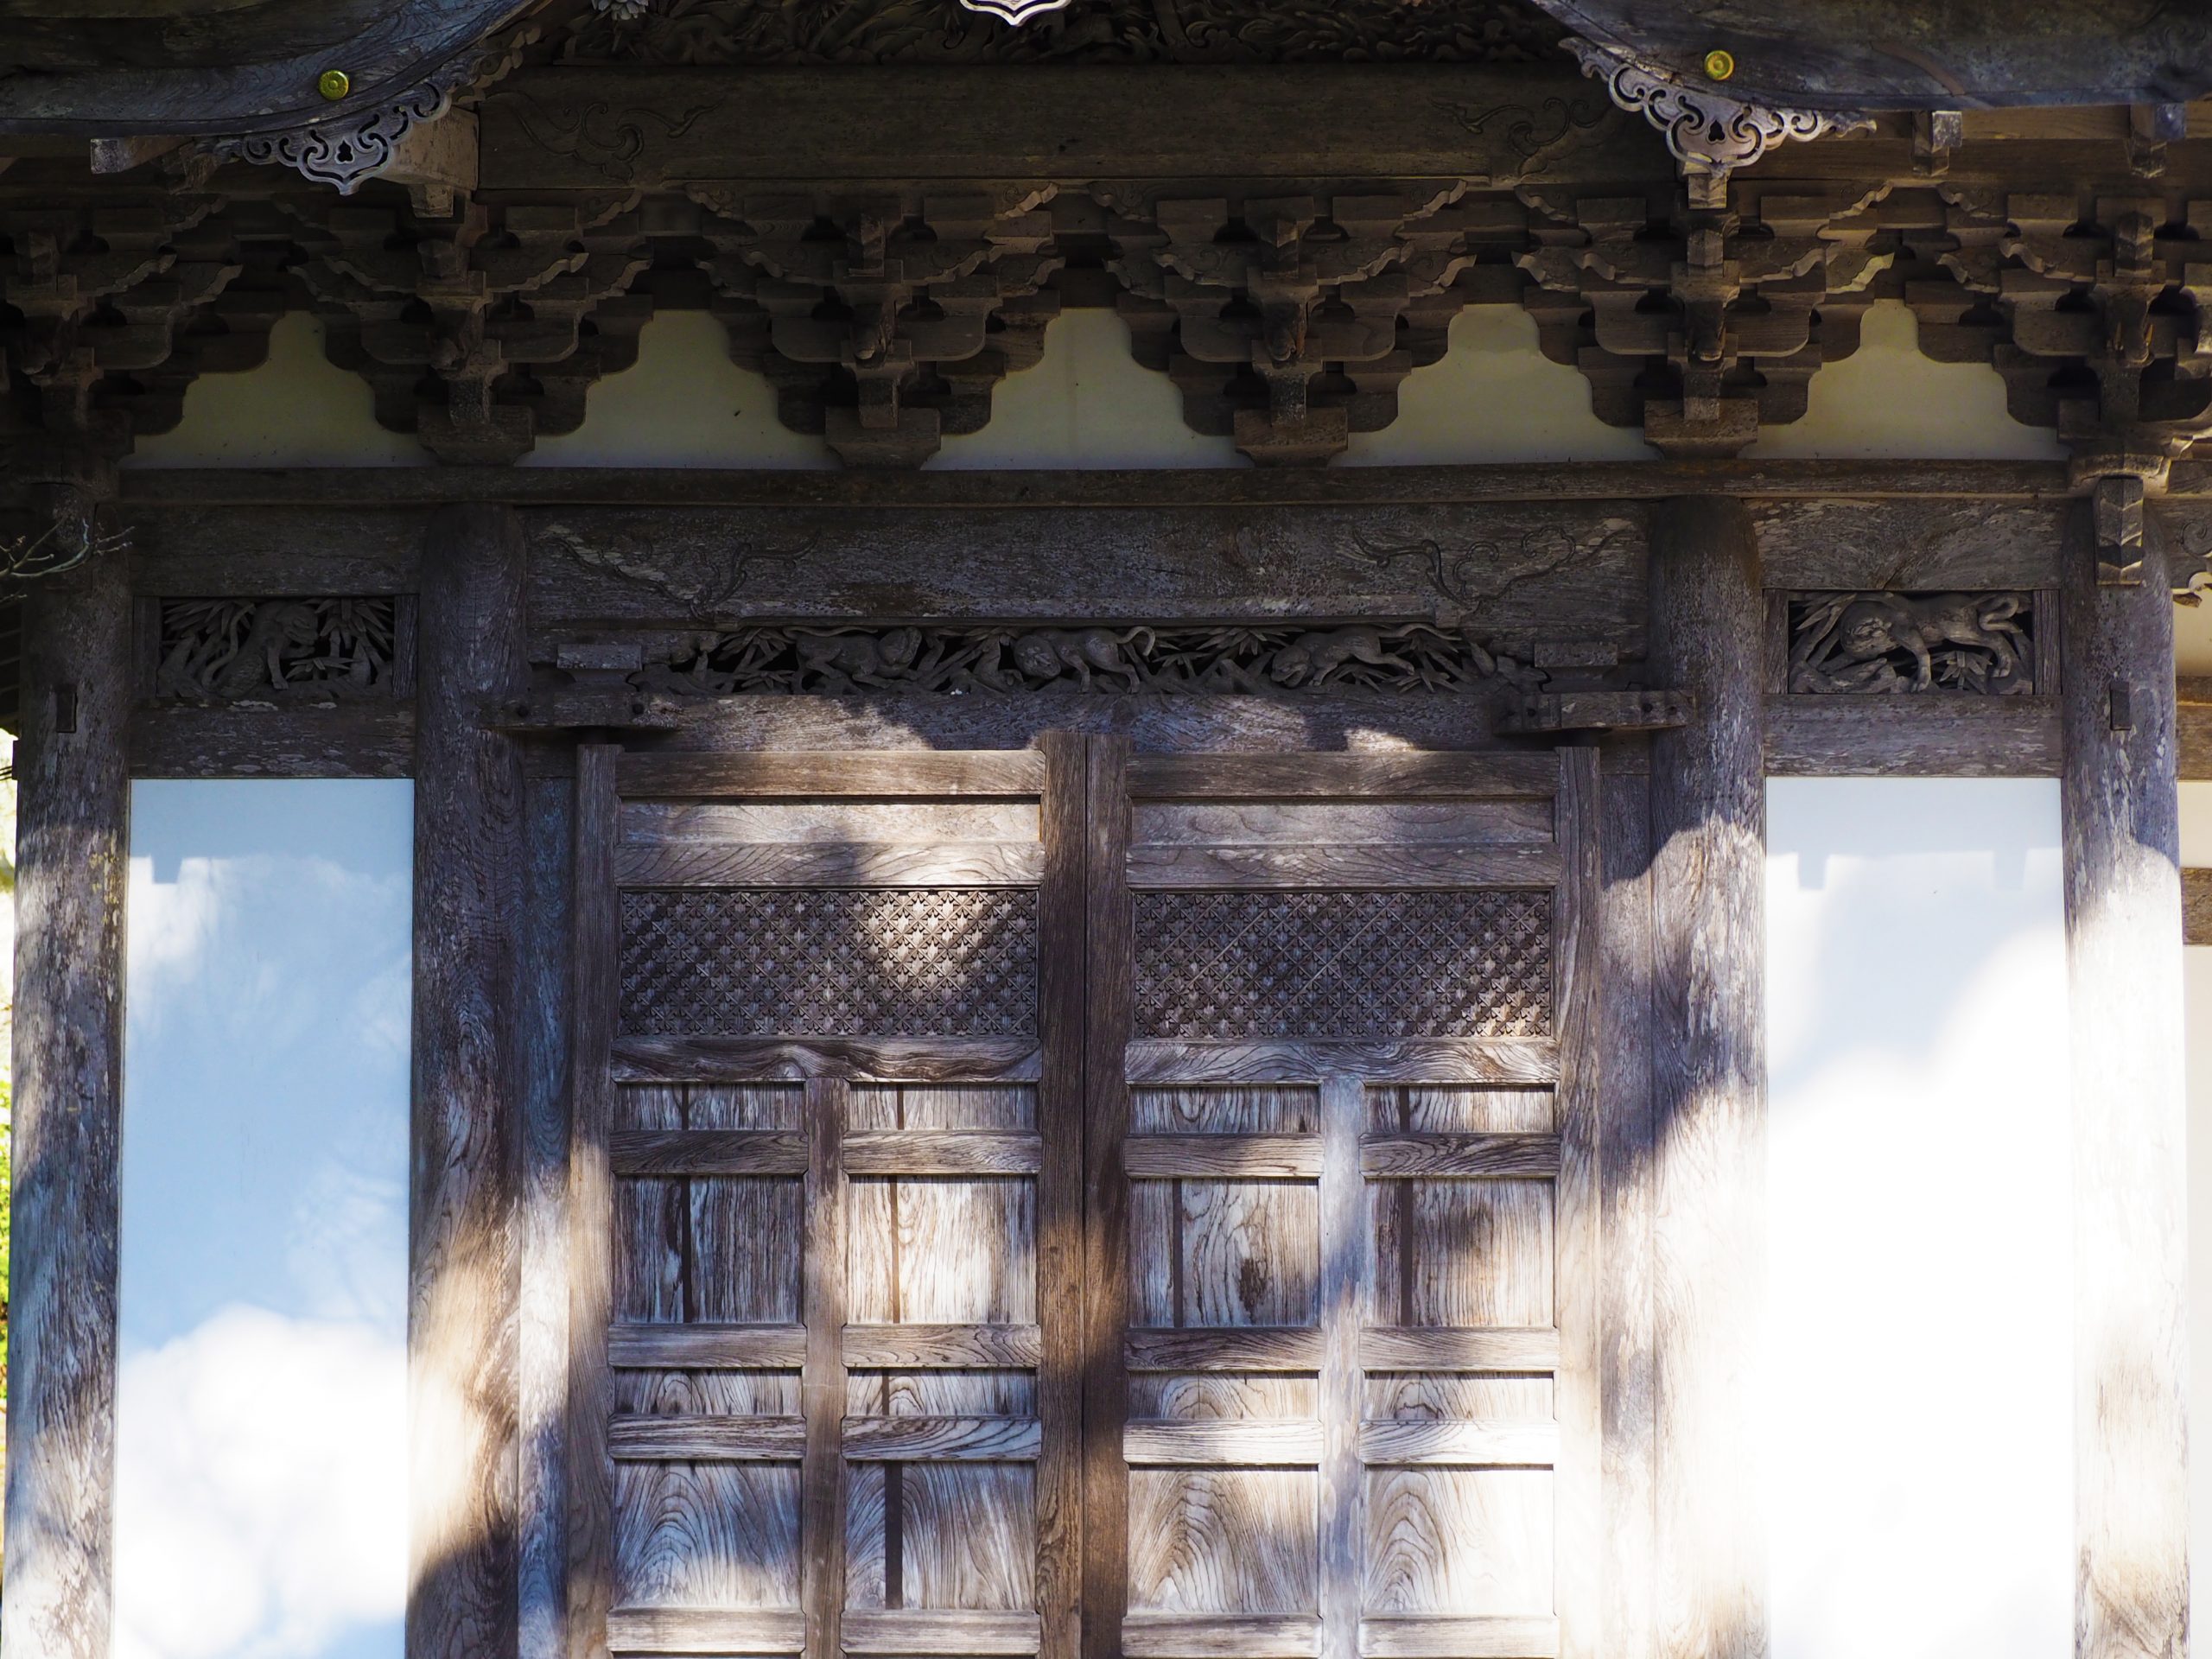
[
  {"left": 411, "top": 502, "right": 527, "bottom": 1659},
  {"left": 2, "top": 532, "right": 132, "bottom": 1659},
  {"left": 2060, "top": 504, "right": 2188, "bottom": 1659},
  {"left": 1645, "top": 497, "right": 1766, "bottom": 1659}
]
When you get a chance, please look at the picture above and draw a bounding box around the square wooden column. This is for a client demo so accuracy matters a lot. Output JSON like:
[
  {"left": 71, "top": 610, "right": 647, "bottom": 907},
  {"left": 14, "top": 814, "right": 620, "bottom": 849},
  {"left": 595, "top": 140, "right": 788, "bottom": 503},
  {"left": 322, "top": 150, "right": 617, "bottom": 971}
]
[
  {"left": 2060, "top": 502, "right": 2189, "bottom": 1659},
  {"left": 1646, "top": 496, "right": 1767, "bottom": 1659},
  {"left": 1, "top": 531, "right": 132, "bottom": 1659},
  {"left": 412, "top": 502, "right": 529, "bottom": 1659}
]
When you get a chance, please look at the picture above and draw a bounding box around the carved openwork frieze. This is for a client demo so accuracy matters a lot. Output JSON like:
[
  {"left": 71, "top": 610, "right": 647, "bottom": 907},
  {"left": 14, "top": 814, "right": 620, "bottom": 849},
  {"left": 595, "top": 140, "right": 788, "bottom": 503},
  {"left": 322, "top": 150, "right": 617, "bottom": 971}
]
[
  {"left": 1785, "top": 591, "right": 2038, "bottom": 696},
  {"left": 631, "top": 620, "right": 1547, "bottom": 696},
  {"left": 148, "top": 597, "right": 412, "bottom": 705}
]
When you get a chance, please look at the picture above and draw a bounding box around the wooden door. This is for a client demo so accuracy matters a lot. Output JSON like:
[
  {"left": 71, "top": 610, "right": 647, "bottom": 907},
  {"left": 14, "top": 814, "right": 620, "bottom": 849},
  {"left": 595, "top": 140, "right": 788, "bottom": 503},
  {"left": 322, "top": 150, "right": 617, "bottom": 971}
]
[
  {"left": 1084, "top": 747, "right": 1600, "bottom": 1659},
  {"left": 567, "top": 741, "right": 1087, "bottom": 1659}
]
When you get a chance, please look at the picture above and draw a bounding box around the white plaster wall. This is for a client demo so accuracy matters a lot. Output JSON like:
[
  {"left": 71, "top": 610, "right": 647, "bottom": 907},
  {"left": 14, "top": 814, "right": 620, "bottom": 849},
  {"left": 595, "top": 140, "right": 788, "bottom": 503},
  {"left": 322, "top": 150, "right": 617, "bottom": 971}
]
[
  {"left": 1765, "top": 779, "right": 2073, "bottom": 1659},
  {"left": 1748, "top": 301, "right": 2067, "bottom": 461},
  {"left": 115, "top": 780, "right": 413, "bottom": 1659}
]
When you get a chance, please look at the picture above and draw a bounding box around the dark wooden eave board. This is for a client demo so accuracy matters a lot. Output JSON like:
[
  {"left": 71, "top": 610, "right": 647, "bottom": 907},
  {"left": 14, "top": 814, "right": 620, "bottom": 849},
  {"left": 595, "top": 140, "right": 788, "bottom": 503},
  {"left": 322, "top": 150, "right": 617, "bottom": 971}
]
[{"left": 477, "top": 63, "right": 1662, "bottom": 190}]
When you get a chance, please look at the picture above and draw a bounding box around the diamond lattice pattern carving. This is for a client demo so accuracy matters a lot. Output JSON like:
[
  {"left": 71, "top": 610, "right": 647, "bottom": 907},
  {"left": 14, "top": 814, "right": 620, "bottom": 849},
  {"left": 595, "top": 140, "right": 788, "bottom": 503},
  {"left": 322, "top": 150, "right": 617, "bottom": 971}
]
[
  {"left": 620, "top": 887, "right": 1039, "bottom": 1037},
  {"left": 1132, "top": 889, "right": 1554, "bottom": 1040}
]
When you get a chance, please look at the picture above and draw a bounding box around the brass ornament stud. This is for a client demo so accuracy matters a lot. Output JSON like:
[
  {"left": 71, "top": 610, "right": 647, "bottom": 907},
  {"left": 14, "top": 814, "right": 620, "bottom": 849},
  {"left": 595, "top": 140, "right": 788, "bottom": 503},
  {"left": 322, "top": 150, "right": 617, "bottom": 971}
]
[
  {"left": 318, "top": 68, "right": 351, "bottom": 101},
  {"left": 1703, "top": 48, "right": 1736, "bottom": 80}
]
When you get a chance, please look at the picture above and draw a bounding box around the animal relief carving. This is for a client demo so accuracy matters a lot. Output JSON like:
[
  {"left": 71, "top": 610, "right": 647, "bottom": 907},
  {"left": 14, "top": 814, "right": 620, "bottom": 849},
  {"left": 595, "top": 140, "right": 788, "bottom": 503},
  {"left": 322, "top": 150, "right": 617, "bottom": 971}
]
[
  {"left": 155, "top": 597, "right": 404, "bottom": 704},
  {"left": 631, "top": 620, "right": 1541, "bottom": 696},
  {"left": 1787, "top": 591, "right": 2035, "bottom": 695}
]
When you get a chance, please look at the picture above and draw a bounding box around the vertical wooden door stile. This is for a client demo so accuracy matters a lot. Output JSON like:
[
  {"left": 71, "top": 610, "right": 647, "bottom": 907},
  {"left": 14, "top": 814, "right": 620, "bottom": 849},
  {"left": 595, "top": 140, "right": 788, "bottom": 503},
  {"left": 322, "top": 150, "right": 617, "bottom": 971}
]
[
  {"left": 1082, "top": 735, "right": 1135, "bottom": 1659},
  {"left": 1317, "top": 1071, "right": 1369, "bottom": 1659},
  {"left": 566, "top": 743, "right": 621, "bottom": 1659},
  {"left": 1037, "top": 733, "right": 1091, "bottom": 1659},
  {"left": 804, "top": 1072, "right": 851, "bottom": 1659}
]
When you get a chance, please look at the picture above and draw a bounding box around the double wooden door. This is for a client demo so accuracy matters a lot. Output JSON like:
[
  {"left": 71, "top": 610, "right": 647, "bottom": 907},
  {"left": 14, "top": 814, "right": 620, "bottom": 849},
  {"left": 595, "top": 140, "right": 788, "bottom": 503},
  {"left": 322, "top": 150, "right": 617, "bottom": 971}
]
[{"left": 565, "top": 735, "right": 1599, "bottom": 1659}]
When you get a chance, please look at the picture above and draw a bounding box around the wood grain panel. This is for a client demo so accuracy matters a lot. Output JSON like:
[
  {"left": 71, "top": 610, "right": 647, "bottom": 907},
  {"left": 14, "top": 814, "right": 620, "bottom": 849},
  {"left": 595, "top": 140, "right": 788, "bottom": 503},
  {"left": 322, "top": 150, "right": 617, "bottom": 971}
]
[
  {"left": 849, "top": 1083, "right": 1038, "bottom": 1131},
  {"left": 1365, "top": 1089, "right": 1555, "bottom": 1135},
  {"left": 842, "top": 1610, "right": 1043, "bottom": 1653},
  {"left": 1319, "top": 1073, "right": 1370, "bottom": 1659},
  {"left": 613, "top": 1037, "right": 1044, "bottom": 1084},
  {"left": 1125, "top": 1135, "right": 1325, "bottom": 1179},
  {"left": 1356, "top": 1421, "right": 1561, "bottom": 1467},
  {"left": 1764, "top": 695, "right": 2061, "bottom": 777},
  {"left": 801, "top": 1076, "right": 850, "bottom": 1659},
  {"left": 127, "top": 703, "right": 416, "bottom": 779},
  {"left": 1122, "top": 1421, "right": 1327, "bottom": 1465},
  {"left": 1125, "top": 1328, "right": 1324, "bottom": 1373},
  {"left": 618, "top": 750, "right": 1046, "bottom": 798},
  {"left": 1123, "top": 1615, "right": 1323, "bottom": 1657},
  {"left": 1358, "top": 1328, "right": 1561, "bottom": 1374},
  {"left": 624, "top": 799, "right": 1040, "bottom": 846},
  {"left": 1134, "top": 801, "right": 1554, "bottom": 849},
  {"left": 616, "top": 839, "right": 1045, "bottom": 889},
  {"left": 1128, "top": 754, "right": 1559, "bottom": 801},
  {"left": 1128, "top": 1376, "right": 1317, "bottom": 1421},
  {"left": 842, "top": 1323, "right": 1044, "bottom": 1368},
  {"left": 843, "top": 1130, "right": 1044, "bottom": 1176},
  {"left": 1364, "top": 1471, "right": 1552, "bottom": 1618},
  {"left": 1127, "top": 1042, "right": 1558, "bottom": 1087},
  {"left": 1132, "top": 1087, "right": 1318, "bottom": 1134},
  {"left": 1357, "top": 1616, "right": 1561, "bottom": 1657},
  {"left": 842, "top": 1415, "right": 1045, "bottom": 1460},
  {"left": 1128, "top": 1469, "right": 1317, "bottom": 1614},
  {"left": 609, "top": 1323, "right": 809, "bottom": 1369},
  {"left": 1128, "top": 845, "right": 1561, "bottom": 891},
  {"left": 604, "top": 1608, "right": 805, "bottom": 1653},
  {"left": 609, "top": 1129, "right": 809, "bottom": 1177},
  {"left": 613, "top": 1460, "right": 801, "bottom": 1610},
  {"left": 1359, "top": 1135, "right": 1561, "bottom": 1179},
  {"left": 608, "top": 1414, "right": 809, "bottom": 1460}
]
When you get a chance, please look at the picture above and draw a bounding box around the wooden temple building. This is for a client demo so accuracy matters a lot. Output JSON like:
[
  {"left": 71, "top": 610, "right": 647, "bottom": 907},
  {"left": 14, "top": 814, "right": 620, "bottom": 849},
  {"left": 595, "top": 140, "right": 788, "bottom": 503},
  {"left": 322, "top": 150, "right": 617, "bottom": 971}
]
[{"left": 0, "top": 3, "right": 2205, "bottom": 1659}]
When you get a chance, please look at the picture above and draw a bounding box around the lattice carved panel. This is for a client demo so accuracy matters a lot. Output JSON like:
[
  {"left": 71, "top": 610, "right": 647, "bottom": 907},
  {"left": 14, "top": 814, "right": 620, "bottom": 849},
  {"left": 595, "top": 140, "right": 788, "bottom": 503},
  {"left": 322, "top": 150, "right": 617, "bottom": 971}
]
[
  {"left": 620, "top": 887, "right": 1039, "bottom": 1037},
  {"left": 1131, "top": 889, "right": 1552, "bottom": 1040}
]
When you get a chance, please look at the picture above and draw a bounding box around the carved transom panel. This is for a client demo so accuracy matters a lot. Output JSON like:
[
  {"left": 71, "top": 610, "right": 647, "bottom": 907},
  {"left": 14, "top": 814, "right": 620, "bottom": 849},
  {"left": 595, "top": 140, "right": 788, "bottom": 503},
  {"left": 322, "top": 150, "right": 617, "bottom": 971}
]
[
  {"left": 1786, "top": 591, "right": 2037, "bottom": 695},
  {"left": 619, "top": 887, "right": 1039, "bottom": 1037},
  {"left": 152, "top": 596, "right": 407, "bottom": 704},
  {"left": 1132, "top": 889, "right": 1553, "bottom": 1040}
]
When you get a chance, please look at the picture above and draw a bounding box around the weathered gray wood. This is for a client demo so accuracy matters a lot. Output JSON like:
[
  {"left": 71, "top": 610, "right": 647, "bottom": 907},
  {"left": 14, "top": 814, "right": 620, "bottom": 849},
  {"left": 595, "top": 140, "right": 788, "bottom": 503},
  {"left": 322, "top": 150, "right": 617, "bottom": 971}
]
[
  {"left": 605, "top": 1608, "right": 807, "bottom": 1654},
  {"left": 565, "top": 745, "right": 622, "bottom": 1659},
  {"left": 480, "top": 64, "right": 1657, "bottom": 190},
  {"left": 1123, "top": 1327, "right": 1325, "bottom": 1371},
  {"left": 1084, "top": 735, "right": 1135, "bottom": 1659},
  {"left": 842, "top": 1415, "right": 1045, "bottom": 1460},
  {"left": 841, "top": 1128, "right": 1044, "bottom": 1176},
  {"left": 2178, "top": 702, "right": 2212, "bottom": 781},
  {"left": 1121, "top": 1421, "right": 1327, "bottom": 1465},
  {"left": 1122, "top": 1615, "right": 1322, "bottom": 1656},
  {"left": 1358, "top": 1133, "right": 1562, "bottom": 1179},
  {"left": 1764, "top": 696, "right": 2062, "bottom": 777},
  {"left": 1128, "top": 844, "right": 1562, "bottom": 889},
  {"left": 1645, "top": 498, "right": 1765, "bottom": 1659},
  {"left": 2183, "top": 867, "right": 2212, "bottom": 945},
  {"left": 615, "top": 839, "right": 1044, "bottom": 888},
  {"left": 1125, "top": 1040, "right": 1559, "bottom": 1086},
  {"left": 127, "top": 704, "right": 416, "bottom": 778},
  {"left": 1358, "top": 1326, "right": 1563, "bottom": 1372},
  {"left": 3, "top": 539, "right": 130, "bottom": 1659},
  {"left": 519, "top": 776, "right": 574, "bottom": 1659},
  {"left": 1595, "top": 765, "right": 1657, "bottom": 1659},
  {"left": 607, "top": 1413, "right": 809, "bottom": 1460},
  {"left": 618, "top": 749, "right": 1045, "bottom": 798},
  {"left": 1551, "top": 745, "right": 1604, "bottom": 1659},
  {"left": 1357, "top": 1615, "right": 1561, "bottom": 1657},
  {"left": 842, "top": 1322, "right": 1045, "bottom": 1368},
  {"left": 1355, "top": 1421, "right": 1561, "bottom": 1467},
  {"left": 802, "top": 1074, "right": 850, "bottom": 1659},
  {"left": 842, "top": 1610, "right": 1045, "bottom": 1655},
  {"left": 612, "top": 1036, "right": 1044, "bottom": 1084},
  {"left": 607, "top": 1128, "right": 810, "bottom": 1176},
  {"left": 1124, "top": 1133, "right": 1324, "bottom": 1179},
  {"left": 606, "top": 1321, "right": 809, "bottom": 1369},
  {"left": 2060, "top": 505, "right": 2189, "bottom": 1659},
  {"left": 1751, "top": 498, "right": 2065, "bottom": 590},
  {"left": 1130, "top": 753, "right": 1559, "bottom": 799},
  {"left": 410, "top": 502, "right": 526, "bottom": 1659},
  {"left": 1319, "top": 1072, "right": 1369, "bottom": 1659}
]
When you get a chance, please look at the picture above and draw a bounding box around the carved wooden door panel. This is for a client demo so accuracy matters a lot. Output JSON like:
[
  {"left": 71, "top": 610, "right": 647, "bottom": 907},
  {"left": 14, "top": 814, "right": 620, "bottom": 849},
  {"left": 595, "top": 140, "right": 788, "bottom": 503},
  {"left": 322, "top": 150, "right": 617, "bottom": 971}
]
[
  {"left": 1084, "top": 747, "right": 1600, "bottom": 1659},
  {"left": 567, "top": 741, "right": 1086, "bottom": 1659}
]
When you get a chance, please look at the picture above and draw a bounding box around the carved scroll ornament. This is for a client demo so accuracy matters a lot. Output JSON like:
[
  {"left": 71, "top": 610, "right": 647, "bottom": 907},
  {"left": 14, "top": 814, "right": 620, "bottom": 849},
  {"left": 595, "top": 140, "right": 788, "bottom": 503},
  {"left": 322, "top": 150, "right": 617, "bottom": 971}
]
[
  {"left": 154, "top": 597, "right": 406, "bottom": 704},
  {"left": 633, "top": 620, "right": 1544, "bottom": 696},
  {"left": 1787, "top": 592, "right": 2036, "bottom": 696}
]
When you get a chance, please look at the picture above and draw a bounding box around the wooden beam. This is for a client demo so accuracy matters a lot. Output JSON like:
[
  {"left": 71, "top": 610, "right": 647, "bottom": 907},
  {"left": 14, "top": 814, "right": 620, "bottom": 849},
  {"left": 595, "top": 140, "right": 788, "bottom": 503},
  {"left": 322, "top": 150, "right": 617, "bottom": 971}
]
[
  {"left": 1, "top": 539, "right": 131, "bottom": 1659},
  {"left": 1644, "top": 498, "right": 1765, "bottom": 1659},
  {"left": 410, "top": 503, "right": 527, "bottom": 1659},
  {"left": 2183, "top": 868, "right": 2212, "bottom": 945},
  {"left": 2060, "top": 505, "right": 2189, "bottom": 1659}
]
